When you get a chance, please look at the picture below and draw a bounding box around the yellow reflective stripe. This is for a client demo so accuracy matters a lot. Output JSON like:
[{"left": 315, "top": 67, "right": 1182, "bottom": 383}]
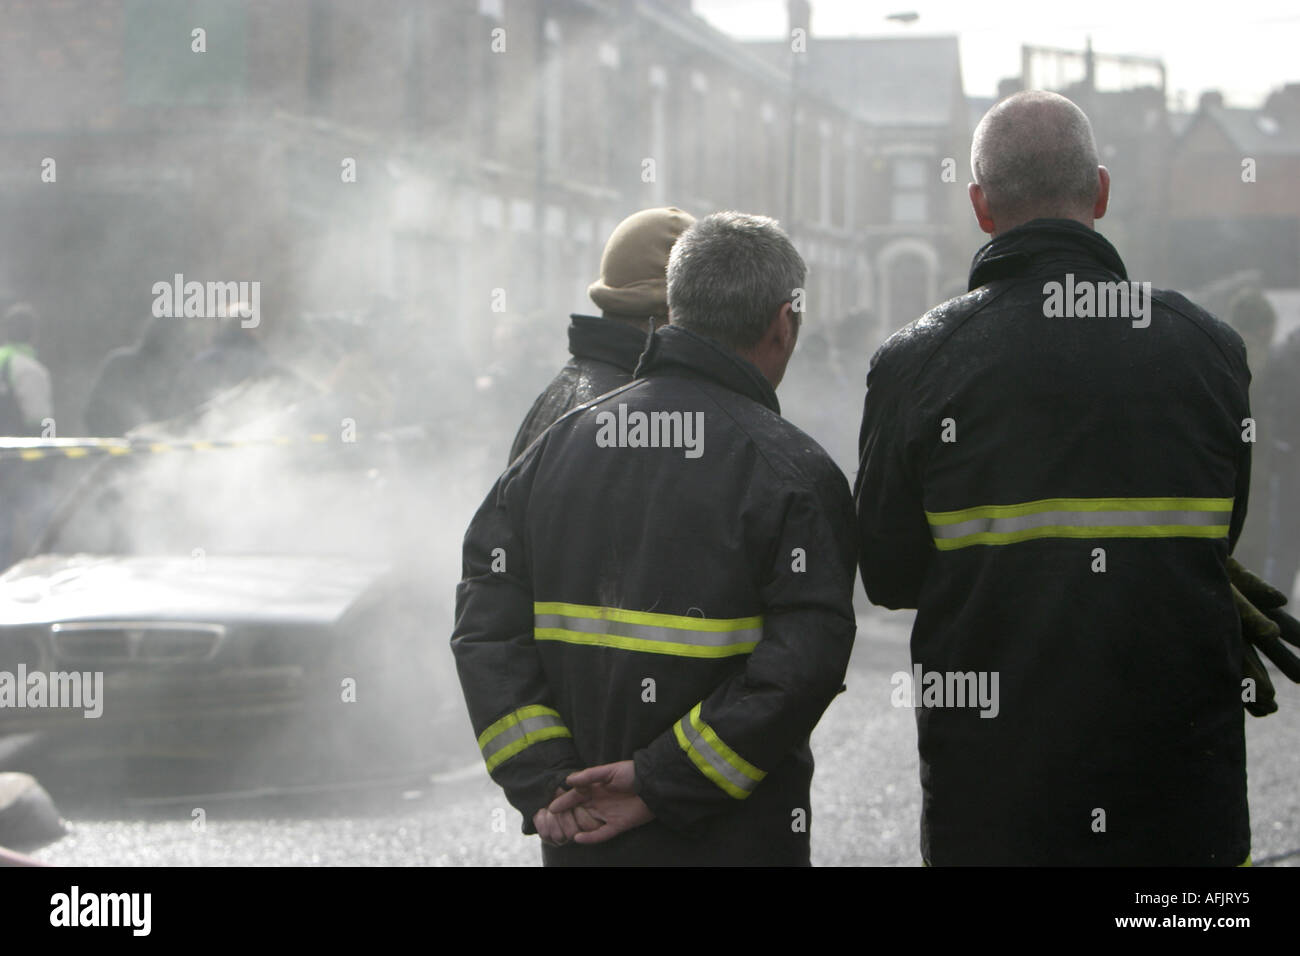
[
  {"left": 534, "top": 601, "right": 761, "bottom": 659},
  {"left": 674, "top": 702, "right": 766, "bottom": 800},
  {"left": 476, "top": 704, "right": 563, "bottom": 750},
  {"left": 535, "top": 627, "right": 758, "bottom": 658},
  {"left": 926, "top": 497, "right": 1235, "bottom": 524},
  {"left": 535, "top": 602, "right": 761, "bottom": 633},
  {"left": 483, "top": 725, "right": 571, "bottom": 773},
  {"left": 927, "top": 496, "right": 1234, "bottom": 550},
  {"left": 477, "top": 704, "right": 572, "bottom": 773},
  {"left": 933, "top": 524, "right": 1230, "bottom": 551},
  {"left": 690, "top": 705, "right": 764, "bottom": 784}
]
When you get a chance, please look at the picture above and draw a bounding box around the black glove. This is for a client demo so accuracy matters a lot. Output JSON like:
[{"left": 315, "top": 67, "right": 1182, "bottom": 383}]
[{"left": 1228, "top": 558, "right": 1300, "bottom": 717}]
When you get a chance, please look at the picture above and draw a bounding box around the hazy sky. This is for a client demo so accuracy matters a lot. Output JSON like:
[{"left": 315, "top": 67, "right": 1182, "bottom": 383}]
[{"left": 693, "top": 0, "right": 1300, "bottom": 109}]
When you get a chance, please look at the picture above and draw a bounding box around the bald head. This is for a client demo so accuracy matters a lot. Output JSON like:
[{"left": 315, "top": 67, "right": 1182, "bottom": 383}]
[{"left": 969, "top": 91, "right": 1108, "bottom": 235}]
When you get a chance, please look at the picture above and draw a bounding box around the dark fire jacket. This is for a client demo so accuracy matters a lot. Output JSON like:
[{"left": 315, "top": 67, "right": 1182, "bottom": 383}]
[
  {"left": 855, "top": 219, "right": 1252, "bottom": 866},
  {"left": 508, "top": 314, "right": 649, "bottom": 464},
  {"left": 455, "top": 324, "right": 858, "bottom": 865}
]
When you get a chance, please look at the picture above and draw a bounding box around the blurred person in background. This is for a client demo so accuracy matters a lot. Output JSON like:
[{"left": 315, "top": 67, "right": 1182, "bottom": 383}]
[
  {"left": 507, "top": 206, "right": 695, "bottom": 464},
  {"left": 0, "top": 302, "right": 52, "bottom": 437},
  {"left": 167, "top": 308, "right": 286, "bottom": 419},
  {"left": 1236, "top": 285, "right": 1300, "bottom": 600},
  {"left": 1226, "top": 287, "right": 1279, "bottom": 581},
  {"left": 0, "top": 302, "right": 55, "bottom": 569},
  {"left": 83, "top": 315, "right": 198, "bottom": 436}
]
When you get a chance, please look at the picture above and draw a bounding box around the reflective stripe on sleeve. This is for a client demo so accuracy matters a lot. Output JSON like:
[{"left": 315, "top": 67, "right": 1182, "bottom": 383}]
[
  {"left": 477, "top": 704, "right": 572, "bottom": 773},
  {"left": 673, "top": 702, "right": 766, "bottom": 799},
  {"left": 926, "top": 497, "right": 1234, "bottom": 551},
  {"left": 534, "top": 602, "right": 761, "bottom": 658}
]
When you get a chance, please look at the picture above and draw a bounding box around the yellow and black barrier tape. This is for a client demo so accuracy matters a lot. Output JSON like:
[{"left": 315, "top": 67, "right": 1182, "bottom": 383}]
[{"left": 0, "top": 434, "right": 337, "bottom": 462}]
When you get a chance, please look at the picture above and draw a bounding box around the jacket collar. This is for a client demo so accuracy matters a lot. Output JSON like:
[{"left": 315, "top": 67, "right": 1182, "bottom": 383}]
[
  {"left": 568, "top": 314, "right": 650, "bottom": 372},
  {"left": 968, "top": 218, "right": 1128, "bottom": 291},
  {"left": 634, "top": 324, "right": 780, "bottom": 415}
]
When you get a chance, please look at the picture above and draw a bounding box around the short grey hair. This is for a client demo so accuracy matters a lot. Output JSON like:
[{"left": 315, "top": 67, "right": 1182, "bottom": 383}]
[
  {"left": 971, "top": 91, "right": 1101, "bottom": 223},
  {"left": 666, "top": 211, "right": 806, "bottom": 352}
]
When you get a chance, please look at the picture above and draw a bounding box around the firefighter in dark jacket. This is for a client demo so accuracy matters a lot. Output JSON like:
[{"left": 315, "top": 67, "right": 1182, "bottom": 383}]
[
  {"left": 454, "top": 212, "right": 857, "bottom": 866},
  {"left": 508, "top": 207, "right": 695, "bottom": 464},
  {"left": 856, "top": 91, "right": 1252, "bottom": 866}
]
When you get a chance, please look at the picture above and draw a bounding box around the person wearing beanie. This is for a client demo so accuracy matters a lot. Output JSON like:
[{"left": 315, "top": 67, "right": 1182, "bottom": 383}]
[{"left": 507, "top": 207, "right": 695, "bottom": 464}]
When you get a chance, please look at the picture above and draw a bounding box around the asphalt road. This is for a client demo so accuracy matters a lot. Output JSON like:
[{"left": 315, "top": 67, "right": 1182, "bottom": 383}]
[{"left": 12, "top": 607, "right": 1299, "bottom": 867}]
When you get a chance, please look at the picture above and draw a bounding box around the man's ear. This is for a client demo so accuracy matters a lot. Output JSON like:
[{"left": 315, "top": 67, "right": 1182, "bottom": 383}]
[
  {"left": 969, "top": 183, "right": 996, "bottom": 235},
  {"left": 1093, "top": 166, "right": 1110, "bottom": 221},
  {"left": 775, "top": 300, "right": 798, "bottom": 353}
]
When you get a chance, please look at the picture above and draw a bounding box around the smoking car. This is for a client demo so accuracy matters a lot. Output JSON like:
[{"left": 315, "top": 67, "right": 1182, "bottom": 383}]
[{"left": 0, "top": 430, "right": 469, "bottom": 782}]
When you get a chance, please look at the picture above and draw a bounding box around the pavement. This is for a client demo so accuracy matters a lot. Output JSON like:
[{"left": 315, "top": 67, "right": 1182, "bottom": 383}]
[{"left": 10, "top": 606, "right": 1299, "bottom": 866}]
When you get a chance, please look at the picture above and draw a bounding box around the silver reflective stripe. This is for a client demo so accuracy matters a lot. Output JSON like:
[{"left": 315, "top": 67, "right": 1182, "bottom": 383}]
[
  {"left": 534, "top": 612, "right": 760, "bottom": 649},
  {"left": 931, "top": 507, "right": 1230, "bottom": 540},
  {"left": 480, "top": 711, "right": 566, "bottom": 765},
  {"left": 677, "top": 713, "right": 761, "bottom": 797}
]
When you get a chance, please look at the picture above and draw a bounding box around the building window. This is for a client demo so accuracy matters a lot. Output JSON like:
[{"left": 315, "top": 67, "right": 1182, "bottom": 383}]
[
  {"left": 479, "top": 195, "right": 504, "bottom": 229},
  {"left": 648, "top": 66, "right": 667, "bottom": 205},
  {"left": 542, "top": 19, "right": 563, "bottom": 176},
  {"left": 893, "top": 159, "right": 925, "bottom": 188},
  {"left": 509, "top": 198, "right": 534, "bottom": 233},
  {"left": 544, "top": 204, "right": 565, "bottom": 238},
  {"left": 891, "top": 193, "right": 927, "bottom": 223},
  {"left": 124, "top": 0, "right": 247, "bottom": 105},
  {"left": 891, "top": 159, "right": 928, "bottom": 223}
]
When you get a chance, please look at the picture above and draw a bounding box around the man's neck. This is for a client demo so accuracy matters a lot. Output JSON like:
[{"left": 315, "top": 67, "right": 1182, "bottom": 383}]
[{"left": 992, "top": 214, "right": 1094, "bottom": 238}]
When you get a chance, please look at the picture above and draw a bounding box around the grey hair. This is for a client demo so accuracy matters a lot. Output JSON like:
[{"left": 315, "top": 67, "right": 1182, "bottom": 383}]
[
  {"left": 971, "top": 91, "right": 1101, "bottom": 223},
  {"left": 666, "top": 211, "right": 805, "bottom": 352}
]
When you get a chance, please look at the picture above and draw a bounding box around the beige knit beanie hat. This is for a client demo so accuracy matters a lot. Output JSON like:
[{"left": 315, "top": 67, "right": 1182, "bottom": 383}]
[{"left": 587, "top": 207, "right": 695, "bottom": 318}]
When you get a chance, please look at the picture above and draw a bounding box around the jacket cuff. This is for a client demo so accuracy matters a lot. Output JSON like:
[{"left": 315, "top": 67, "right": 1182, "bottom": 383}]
[
  {"left": 632, "top": 745, "right": 712, "bottom": 837},
  {"left": 514, "top": 766, "right": 578, "bottom": 836}
]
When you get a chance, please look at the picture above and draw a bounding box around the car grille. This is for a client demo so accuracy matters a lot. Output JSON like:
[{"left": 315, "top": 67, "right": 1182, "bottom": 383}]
[
  {"left": 50, "top": 622, "right": 225, "bottom": 664},
  {"left": 0, "top": 631, "right": 46, "bottom": 672}
]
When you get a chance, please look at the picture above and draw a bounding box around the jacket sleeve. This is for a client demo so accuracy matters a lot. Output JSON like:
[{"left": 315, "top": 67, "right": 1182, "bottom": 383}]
[
  {"left": 451, "top": 451, "right": 584, "bottom": 833},
  {"left": 632, "top": 471, "right": 858, "bottom": 833},
  {"left": 854, "top": 344, "right": 934, "bottom": 609},
  {"left": 1230, "top": 339, "right": 1254, "bottom": 555}
]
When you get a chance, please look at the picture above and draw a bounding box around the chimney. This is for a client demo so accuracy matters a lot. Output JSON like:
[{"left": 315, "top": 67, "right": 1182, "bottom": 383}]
[
  {"left": 788, "top": 0, "right": 811, "bottom": 38},
  {"left": 997, "top": 77, "right": 1023, "bottom": 100}
]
